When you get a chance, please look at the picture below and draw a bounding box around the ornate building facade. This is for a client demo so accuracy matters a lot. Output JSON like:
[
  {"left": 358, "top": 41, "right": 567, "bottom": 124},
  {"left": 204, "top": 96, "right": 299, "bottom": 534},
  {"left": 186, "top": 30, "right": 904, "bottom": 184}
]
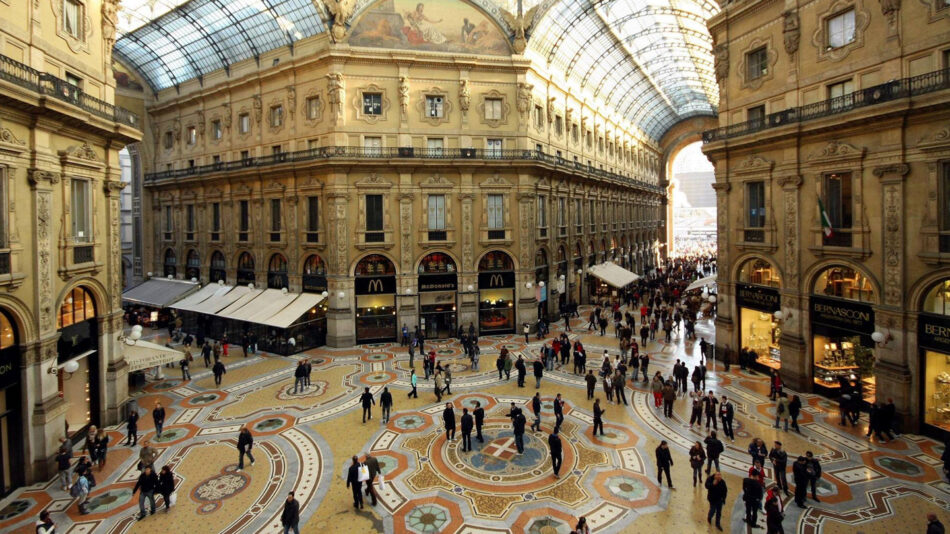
[
  {"left": 0, "top": 0, "right": 140, "bottom": 493},
  {"left": 129, "top": 1, "right": 671, "bottom": 347},
  {"left": 703, "top": 0, "right": 950, "bottom": 435}
]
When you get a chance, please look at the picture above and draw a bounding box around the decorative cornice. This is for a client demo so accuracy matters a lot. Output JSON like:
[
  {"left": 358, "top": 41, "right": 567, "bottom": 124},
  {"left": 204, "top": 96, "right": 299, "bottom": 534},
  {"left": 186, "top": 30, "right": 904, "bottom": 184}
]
[
  {"left": 59, "top": 143, "right": 105, "bottom": 170},
  {"left": 872, "top": 163, "right": 910, "bottom": 180},
  {"left": 710, "top": 182, "right": 731, "bottom": 193},
  {"left": 733, "top": 154, "right": 774, "bottom": 175},
  {"left": 28, "top": 169, "right": 61, "bottom": 188},
  {"left": 778, "top": 175, "right": 803, "bottom": 189},
  {"left": 0, "top": 126, "right": 26, "bottom": 149},
  {"left": 806, "top": 140, "right": 865, "bottom": 164}
]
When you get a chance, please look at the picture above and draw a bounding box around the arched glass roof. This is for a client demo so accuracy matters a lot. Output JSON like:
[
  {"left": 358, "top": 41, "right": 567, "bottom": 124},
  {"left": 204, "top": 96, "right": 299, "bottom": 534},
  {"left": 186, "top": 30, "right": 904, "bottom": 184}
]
[
  {"left": 114, "top": 0, "right": 326, "bottom": 91},
  {"left": 528, "top": 0, "right": 719, "bottom": 139}
]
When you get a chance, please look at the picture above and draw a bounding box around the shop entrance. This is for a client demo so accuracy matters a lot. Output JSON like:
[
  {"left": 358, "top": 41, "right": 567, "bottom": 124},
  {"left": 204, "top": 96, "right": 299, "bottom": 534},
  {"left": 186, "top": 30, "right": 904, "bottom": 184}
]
[
  {"left": 418, "top": 252, "right": 458, "bottom": 340},
  {"left": 56, "top": 286, "right": 100, "bottom": 438},
  {"left": 736, "top": 258, "right": 783, "bottom": 371},
  {"left": 355, "top": 255, "right": 398, "bottom": 343},
  {"left": 918, "top": 279, "right": 950, "bottom": 438},
  {"left": 0, "top": 309, "right": 22, "bottom": 497},
  {"left": 478, "top": 251, "right": 515, "bottom": 334}
]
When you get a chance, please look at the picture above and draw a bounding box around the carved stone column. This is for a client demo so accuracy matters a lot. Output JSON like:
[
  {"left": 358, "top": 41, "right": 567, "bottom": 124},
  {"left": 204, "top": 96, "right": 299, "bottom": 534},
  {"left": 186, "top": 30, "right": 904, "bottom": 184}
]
[
  {"left": 326, "top": 191, "right": 354, "bottom": 347},
  {"left": 517, "top": 191, "right": 537, "bottom": 329},
  {"left": 28, "top": 170, "right": 59, "bottom": 333},
  {"left": 711, "top": 181, "right": 734, "bottom": 354},
  {"left": 397, "top": 192, "right": 418, "bottom": 330},
  {"left": 777, "top": 175, "right": 808, "bottom": 389},
  {"left": 458, "top": 191, "right": 477, "bottom": 329}
]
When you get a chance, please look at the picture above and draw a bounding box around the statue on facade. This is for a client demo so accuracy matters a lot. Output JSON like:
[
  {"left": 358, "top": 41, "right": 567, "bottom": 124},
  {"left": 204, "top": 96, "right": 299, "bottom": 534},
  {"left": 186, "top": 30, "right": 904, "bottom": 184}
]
[
  {"left": 102, "top": 0, "right": 120, "bottom": 63},
  {"left": 286, "top": 85, "right": 296, "bottom": 119},
  {"left": 458, "top": 79, "right": 471, "bottom": 114},
  {"left": 327, "top": 72, "right": 344, "bottom": 121},
  {"left": 326, "top": 0, "right": 355, "bottom": 43},
  {"left": 222, "top": 102, "right": 232, "bottom": 131},
  {"left": 398, "top": 76, "right": 410, "bottom": 119},
  {"left": 516, "top": 82, "right": 533, "bottom": 118},
  {"left": 713, "top": 43, "right": 729, "bottom": 82},
  {"left": 252, "top": 94, "right": 262, "bottom": 125},
  {"left": 782, "top": 10, "right": 800, "bottom": 56},
  {"left": 501, "top": 4, "right": 539, "bottom": 55}
]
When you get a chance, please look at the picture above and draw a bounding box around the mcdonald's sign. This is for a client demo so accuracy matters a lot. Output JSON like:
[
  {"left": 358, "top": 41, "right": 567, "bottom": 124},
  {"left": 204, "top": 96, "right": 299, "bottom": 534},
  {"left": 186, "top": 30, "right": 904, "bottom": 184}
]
[
  {"left": 355, "top": 275, "right": 396, "bottom": 295},
  {"left": 478, "top": 271, "right": 514, "bottom": 288}
]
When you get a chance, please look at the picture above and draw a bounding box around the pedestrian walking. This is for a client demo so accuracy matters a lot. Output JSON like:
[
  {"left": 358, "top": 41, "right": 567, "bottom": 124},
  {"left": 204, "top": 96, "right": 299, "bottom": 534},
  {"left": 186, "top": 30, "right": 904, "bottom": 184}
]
[
  {"left": 765, "top": 491, "right": 785, "bottom": 534},
  {"left": 689, "top": 440, "right": 706, "bottom": 487},
  {"left": 553, "top": 394, "right": 565, "bottom": 433},
  {"left": 363, "top": 452, "right": 380, "bottom": 506},
  {"left": 769, "top": 441, "right": 790, "bottom": 496},
  {"left": 94, "top": 428, "right": 108, "bottom": 471},
  {"left": 651, "top": 374, "right": 663, "bottom": 408},
  {"left": 237, "top": 426, "right": 255, "bottom": 471},
  {"left": 531, "top": 392, "right": 542, "bottom": 432},
  {"left": 774, "top": 392, "right": 790, "bottom": 431},
  {"left": 359, "top": 387, "right": 375, "bottom": 423},
  {"left": 655, "top": 440, "right": 674, "bottom": 489},
  {"left": 460, "top": 408, "right": 474, "bottom": 451},
  {"left": 138, "top": 440, "right": 159, "bottom": 471},
  {"left": 293, "top": 361, "right": 307, "bottom": 394},
  {"left": 662, "top": 380, "right": 676, "bottom": 418},
  {"left": 705, "top": 471, "right": 727, "bottom": 531},
  {"left": 927, "top": 513, "right": 945, "bottom": 534},
  {"left": 705, "top": 431, "right": 723, "bottom": 474},
  {"left": 703, "top": 391, "right": 718, "bottom": 430},
  {"left": 523, "top": 323, "right": 530, "bottom": 343},
  {"left": 125, "top": 406, "right": 139, "bottom": 446},
  {"left": 719, "top": 396, "right": 735, "bottom": 441},
  {"left": 180, "top": 351, "right": 192, "bottom": 381},
  {"left": 743, "top": 475, "right": 764, "bottom": 528},
  {"left": 133, "top": 465, "right": 159, "bottom": 519},
  {"left": 474, "top": 401, "right": 485, "bottom": 442},
  {"left": 613, "top": 370, "right": 628, "bottom": 405},
  {"left": 152, "top": 402, "right": 166, "bottom": 439},
  {"left": 71, "top": 468, "right": 91, "bottom": 515},
  {"left": 592, "top": 398, "right": 605, "bottom": 436},
  {"left": 35, "top": 510, "right": 55, "bottom": 534},
  {"left": 496, "top": 350, "right": 506, "bottom": 380},
  {"left": 788, "top": 394, "right": 802, "bottom": 433},
  {"left": 513, "top": 408, "right": 527, "bottom": 454},
  {"left": 380, "top": 387, "right": 393, "bottom": 423},
  {"left": 158, "top": 465, "right": 175, "bottom": 512},
  {"left": 792, "top": 455, "right": 809, "bottom": 507},
  {"left": 749, "top": 437, "right": 768, "bottom": 467},
  {"left": 549, "top": 429, "right": 563, "bottom": 478},
  {"left": 408, "top": 369, "right": 418, "bottom": 398},
  {"left": 346, "top": 456, "right": 365, "bottom": 509},
  {"left": 56, "top": 446, "right": 72, "bottom": 492},
  {"left": 805, "top": 451, "right": 822, "bottom": 501},
  {"left": 516, "top": 356, "right": 527, "bottom": 387},
  {"left": 281, "top": 491, "right": 301, "bottom": 533},
  {"left": 212, "top": 359, "right": 226, "bottom": 386},
  {"left": 585, "top": 370, "right": 597, "bottom": 400},
  {"left": 443, "top": 402, "right": 456, "bottom": 441},
  {"left": 533, "top": 358, "right": 544, "bottom": 389},
  {"left": 434, "top": 370, "right": 444, "bottom": 402}
]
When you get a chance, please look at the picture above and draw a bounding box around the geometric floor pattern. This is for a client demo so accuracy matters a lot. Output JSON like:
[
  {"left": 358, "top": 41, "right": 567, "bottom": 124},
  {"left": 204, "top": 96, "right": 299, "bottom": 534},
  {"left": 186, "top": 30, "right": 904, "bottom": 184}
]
[{"left": 1, "top": 309, "right": 948, "bottom": 533}]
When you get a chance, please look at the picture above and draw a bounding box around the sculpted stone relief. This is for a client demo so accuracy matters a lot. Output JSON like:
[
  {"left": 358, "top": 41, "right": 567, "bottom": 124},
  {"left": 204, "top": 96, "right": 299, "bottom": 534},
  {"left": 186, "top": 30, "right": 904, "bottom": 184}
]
[
  {"left": 37, "top": 192, "right": 53, "bottom": 329},
  {"left": 782, "top": 10, "right": 800, "bottom": 56},
  {"left": 779, "top": 175, "right": 802, "bottom": 289}
]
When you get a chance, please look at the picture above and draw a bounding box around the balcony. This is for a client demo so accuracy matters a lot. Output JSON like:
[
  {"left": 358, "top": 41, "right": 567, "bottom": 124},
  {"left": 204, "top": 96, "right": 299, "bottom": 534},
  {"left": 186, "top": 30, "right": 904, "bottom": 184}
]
[
  {"left": 703, "top": 68, "right": 950, "bottom": 143},
  {"left": 0, "top": 54, "right": 141, "bottom": 130},
  {"left": 144, "top": 146, "right": 664, "bottom": 195}
]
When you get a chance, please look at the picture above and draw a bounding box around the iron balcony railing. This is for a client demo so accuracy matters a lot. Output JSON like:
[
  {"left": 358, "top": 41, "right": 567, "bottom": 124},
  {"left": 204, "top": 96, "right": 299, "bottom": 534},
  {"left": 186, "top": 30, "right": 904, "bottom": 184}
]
[
  {"left": 703, "top": 67, "right": 950, "bottom": 143},
  {"left": 145, "top": 146, "right": 664, "bottom": 194},
  {"left": 0, "top": 54, "right": 141, "bottom": 130}
]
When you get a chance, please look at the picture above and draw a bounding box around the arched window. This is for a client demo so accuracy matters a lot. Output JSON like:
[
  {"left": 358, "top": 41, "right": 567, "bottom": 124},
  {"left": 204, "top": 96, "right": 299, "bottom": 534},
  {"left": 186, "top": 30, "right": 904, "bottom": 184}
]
[
  {"left": 210, "top": 251, "right": 226, "bottom": 283},
  {"left": 163, "top": 248, "right": 177, "bottom": 277},
  {"left": 58, "top": 286, "right": 96, "bottom": 329},
  {"left": 535, "top": 248, "right": 549, "bottom": 284},
  {"left": 813, "top": 265, "right": 875, "bottom": 303},
  {"left": 419, "top": 252, "right": 456, "bottom": 274},
  {"left": 923, "top": 279, "right": 950, "bottom": 316},
  {"left": 738, "top": 258, "right": 781, "bottom": 288},
  {"left": 237, "top": 252, "right": 255, "bottom": 285},
  {"left": 478, "top": 250, "right": 513, "bottom": 271},
  {"left": 185, "top": 249, "right": 200, "bottom": 280},
  {"left": 355, "top": 254, "right": 396, "bottom": 276},
  {"left": 303, "top": 255, "right": 327, "bottom": 276},
  {"left": 0, "top": 309, "right": 16, "bottom": 350},
  {"left": 267, "top": 253, "right": 289, "bottom": 289}
]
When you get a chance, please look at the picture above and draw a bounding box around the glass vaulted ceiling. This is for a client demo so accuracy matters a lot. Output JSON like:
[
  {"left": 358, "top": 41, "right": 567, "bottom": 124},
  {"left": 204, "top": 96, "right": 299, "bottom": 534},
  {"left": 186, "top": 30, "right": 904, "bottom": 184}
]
[
  {"left": 529, "top": 0, "right": 719, "bottom": 139},
  {"left": 113, "top": 0, "right": 326, "bottom": 91},
  {"left": 114, "top": 0, "right": 718, "bottom": 139}
]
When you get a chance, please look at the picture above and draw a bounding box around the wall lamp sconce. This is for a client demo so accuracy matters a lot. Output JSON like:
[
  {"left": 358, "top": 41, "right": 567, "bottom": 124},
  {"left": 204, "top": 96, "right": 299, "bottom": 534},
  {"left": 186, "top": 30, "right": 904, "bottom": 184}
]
[
  {"left": 871, "top": 330, "right": 893, "bottom": 347},
  {"left": 48, "top": 359, "right": 80, "bottom": 378},
  {"left": 773, "top": 309, "right": 793, "bottom": 322}
]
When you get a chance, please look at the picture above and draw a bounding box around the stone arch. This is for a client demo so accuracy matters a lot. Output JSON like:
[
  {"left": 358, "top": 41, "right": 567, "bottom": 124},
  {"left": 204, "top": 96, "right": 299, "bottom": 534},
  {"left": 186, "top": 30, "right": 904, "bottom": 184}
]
[
  {"left": 414, "top": 250, "right": 460, "bottom": 274},
  {"left": 55, "top": 277, "right": 109, "bottom": 323},
  {"left": 474, "top": 249, "right": 519, "bottom": 272},
  {"left": 731, "top": 253, "right": 785, "bottom": 288},
  {"left": 803, "top": 260, "right": 881, "bottom": 305},
  {"left": 0, "top": 295, "right": 38, "bottom": 345},
  {"left": 909, "top": 269, "right": 950, "bottom": 313},
  {"left": 351, "top": 252, "right": 399, "bottom": 277}
]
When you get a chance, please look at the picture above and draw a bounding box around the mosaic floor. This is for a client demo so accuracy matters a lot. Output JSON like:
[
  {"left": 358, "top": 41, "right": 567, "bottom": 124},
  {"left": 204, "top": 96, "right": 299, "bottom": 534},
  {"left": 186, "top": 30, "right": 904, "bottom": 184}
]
[{"left": 2, "top": 310, "right": 948, "bottom": 533}]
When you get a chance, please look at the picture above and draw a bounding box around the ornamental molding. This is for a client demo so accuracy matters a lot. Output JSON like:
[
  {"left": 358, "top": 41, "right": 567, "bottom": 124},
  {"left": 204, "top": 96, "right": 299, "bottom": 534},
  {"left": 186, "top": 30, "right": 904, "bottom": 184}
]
[
  {"left": 872, "top": 163, "right": 910, "bottom": 180},
  {"left": 420, "top": 175, "right": 454, "bottom": 189},
  {"left": 478, "top": 90, "right": 510, "bottom": 129},
  {"left": 354, "top": 173, "right": 393, "bottom": 189},
  {"left": 917, "top": 127, "right": 950, "bottom": 152},
  {"left": 811, "top": 0, "right": 871, "bottom": 63},
  {"left": 733, "top": 154, "right": 774, "bottom": 175},
  {"left": 59, "top": 142, "right": 102, "bottom": 167},
  {"left": 0, "top": 125, "right": 26, "bottom": 153},
  {"left": 28, "top": 169, "right": 61, "bottom": 188},
  {"left": 737, "top": 37, "right": 778, "bottom": 91},
  {"left": 806, "top": 140, "right": 866, "bottom": 164},
  {"left": 481, "top": 174, "right": 513, "bottom": 188},
  {"left": 263, "top": 180, "right": 286, "bottom": 193},
  {"left": 51, "top": 0, "right": 92, "bottom": 54}
]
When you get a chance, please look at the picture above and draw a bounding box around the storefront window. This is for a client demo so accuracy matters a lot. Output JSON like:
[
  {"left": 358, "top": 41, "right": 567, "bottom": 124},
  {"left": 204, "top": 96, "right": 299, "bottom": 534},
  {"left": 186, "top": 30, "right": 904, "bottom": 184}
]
[
  {"left": 237, "top": 252, "right": 255, "bottom": 285},
  {"left": 302, "top": 255, "right": 327, "bottom": 293},
  {"left": 478, "top": 251, "right": 515, "bottom": 333},
  {"left": 210, "top": 251, "right": 226, "bottom": 283},
  {"left": 814, "top": 266, "right": 874, "bottom": 302},
  {"left": 56, "top": 287, "right": 98, "bottom": 433},
  {"left": 355, "top": 255, "right": 397, "bottom": 342},
  {"left": 738, "top": 258, "right": 781, "bottom": 288},
  {"left": 419, "top": 252, "right": 458, "bottom": 339},
  {"left": 163, "top": 248, "right": 176, "bottom": 277},
  {"left": 920, "top": 279, "right": 950, "bottom": 434},
  {"left": 185, "top": 249, "right": 200, "bottom": 280},
  {"left": 922, "top": 279, "right": 950, "bottom": 316},
  {"left": 267, "top": 253, "right": 288, "bottom": 289}
]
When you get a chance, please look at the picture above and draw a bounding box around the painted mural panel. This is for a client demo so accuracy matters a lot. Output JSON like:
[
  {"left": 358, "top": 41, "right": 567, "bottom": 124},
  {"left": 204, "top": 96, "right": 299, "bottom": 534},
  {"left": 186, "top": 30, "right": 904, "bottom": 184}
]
[{"left": 349, "top": 0, "right": 510, "bottom": 55}]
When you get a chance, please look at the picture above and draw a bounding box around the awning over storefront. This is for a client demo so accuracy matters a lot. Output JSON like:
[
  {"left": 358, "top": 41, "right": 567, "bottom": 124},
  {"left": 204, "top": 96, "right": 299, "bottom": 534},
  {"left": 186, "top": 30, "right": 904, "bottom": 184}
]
[
  {"left": 169, "top": 283, "right": 226, "bottom": 312},
  {"left": 588, "top": 262, "right": 640, "bottom": 288},
  {"left": 122, "top": 278, "right": 199, "bottom": 308},
  {"left": 686, "top": 276, "right": 717, "bottom": 292},
  {"left": 217, "top": 288, "right": 267, "bottom": 319},
  {"left": 261, "top": 293, "right": 327, "bottom": 328},
  {"left": 191, "top": 285, "right": 251, "bottom": 315},
  {"left": 122, "top": 339, "right": 185, "bottom": 372}
]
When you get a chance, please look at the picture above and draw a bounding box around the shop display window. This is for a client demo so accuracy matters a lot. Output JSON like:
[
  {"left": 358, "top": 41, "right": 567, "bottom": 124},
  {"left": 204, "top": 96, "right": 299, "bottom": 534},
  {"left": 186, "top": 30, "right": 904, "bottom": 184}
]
[
  {"left": 738, "top": 258, "right": 781, "bottom": 287},
  {"left": 479, "top": 288, "right": 513, "bottom": 332},
  {"left": 814, "top": 266, "right": 874, "bottom": 302},
  {"left": 813, "top": 335, "right": 876, "bottom": 402},
  {"left": 924, "top": 350, "right": 950, "bottom": 431},
  {"left": 741, "top": 307, "right": 781, "bottom": 369},
  {"left": 356, "top": 294, "right": 396, "bottom": 341}
]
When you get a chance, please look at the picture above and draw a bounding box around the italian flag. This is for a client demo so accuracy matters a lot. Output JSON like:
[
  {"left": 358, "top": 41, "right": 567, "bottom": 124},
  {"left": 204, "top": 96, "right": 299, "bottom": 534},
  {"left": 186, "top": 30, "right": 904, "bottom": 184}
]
[{"left": 818, "top": 196, "right": 834, "bottom": 238}]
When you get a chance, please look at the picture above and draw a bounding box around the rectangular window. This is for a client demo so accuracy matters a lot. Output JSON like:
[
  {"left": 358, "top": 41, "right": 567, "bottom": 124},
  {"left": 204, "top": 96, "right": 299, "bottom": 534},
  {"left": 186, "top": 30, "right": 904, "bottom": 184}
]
[
  {"left": 828, "top": 79, "right": 855, "bottom": 111},
  {"left": 426, "top": 138, "right": 444, "bottom": 156},
  {"left": 306, "top": 96, "right": 320, "bottom": 120},
  {"left": 575, "top": 199, "right": 583, "bottom": 230},
  {"left": 270, "top": 199, "right": 281, "bottom": 241},
  {"left": 272, "top": 145, "right": 282, "bottom": 155},
  {"left": 63, "top": 0, "right": 82, "bottom": 39},
  {"left": 572, "top": 124, "right": 579, "bottom": 143},
  {"left": 163, "top": 131, "right": 173, "bottom": 149},
  {"left": 307, "top": 196, "right": 320, "bottom": 243},
  {"left": 589, "top": 199, "right": 595, "bottom": 227},
  {"left": 535, "top": 105, "right": 544, "bottom": 128},
  {"left": 164, "top": 205, "right": 172, "bottom": 236},
  {"left": 186, "top": 203, "right": 195, "bottom": 233},
  {"left": 487, "top": 194, "right": 504, "bottom": 229},
  {"left": 486, "top": 138, "right": 502, "bottom": 157},
  {"left": 211, "top": 202, "right": 220, "bottom": 240},
  {"left": 746, "top": 47, "right": 768, "bottom": 80},
  {"left": 558, "top": 197, "right": 566, "bottom": 235},
  {"left": 365, "top": 194, "right": 384, "bottom": 242},
  {"left": 827, "top": 9, "right": 856, "bottom": 49},
  {"left": 71, "top": 179, "right": 90, "bottom": 242},
  {"left": 239, "top": 200, "right": 249, "bottom": 241},
  {"left": 823, "top": 171, "right": 853, "bottom": 246},
  {"left": 555, "top": 116, "right": 563, "bottom": 135},
  {"left": 745, "top": 181, "right": 766, "bottom": 242},
  {"left": 939, "top": 163, "right": 950, "bottom": 252},
  {"left": 747, "top": 105, "right": 766, "bottom": 127},
  {"left": 425, "top": 95, "right": 444, "bottom": 118},
  {"left": 537, "top": 195, "right": 547, "bottom": 238},
  {"left": 212, "top": 155, "right": 221, "bottom": 164},
  {"left": 485, "top": 98, "right": 503, "bottom": 120},
  {"left": 270, "top": 105, "right": 283, "bottom": 127},
  {"left": 308, "top": 139, "right": 320, "bottom": 151},
  {"left": 238, "top": 113, "right": 250, "bottom": 134},
  {"left": 364, "top": 136, "right": 382, "bottom": 156},
  {"left": 211, "top": 120, "right": 222, "bottom": 140},
  {"left": 188, "top": 159, "right": 195, "bottom": 169},
  {"left": 427, "top": 194, "right": 446, "bottom": 240},
  {"left": 186, "top": 126, "right": 196, "bottom": 145},
  {"left": 362, "top": 93, "right": 382, "bottom": 116},
  {"left": 0, "top": 170, "right": 6, "bottom": 249}
]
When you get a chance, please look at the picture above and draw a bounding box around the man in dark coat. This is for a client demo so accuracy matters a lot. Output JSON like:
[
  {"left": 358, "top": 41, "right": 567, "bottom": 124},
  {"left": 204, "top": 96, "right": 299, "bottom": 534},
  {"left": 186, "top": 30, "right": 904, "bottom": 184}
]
[
  {"left": 125, "top": 408, "right": 139, "bottom": 446},
  {"left": 548, "top": 429, "right": 563, "bottom": 478},
  {"left": 705, "top": 471, "right": 727, "bottom": 531},
  {"left": 533, "top": 358, "right": 544, "bottom": 389},
  {"left": 553, "top": 394, "right": 565, "bottom": 433},
  {"left": 281, "top": 491, "right": 301, "bottom": 533},
  {"left": 152, "top": 402, "right": 166, "bottom": 438},
  {"left": 443, "top": 402, "right": 456, "bottom": 441},
  {"left": 513, "top": 410, "right": 527, "bottom": 454},
  {"left": 133, "top": 466, "right": 159, "bottom": 519},
  {"left": 805, "top": 451, "right": 822, "bottom": 501},
  {"left": 237, "top": 426, "right": 255, "bottom": 470},
  {"left": 460, "top": 408, "right": 474, "bottom": 451},
  {"left": 792, "top": 455, "right": 809, "bottom": 507},
  {"left": 585, "top": 370, "right": 597, "bottom": 400},
  {"left": 380, "top": 387, "right": 393, "bottom": 424},
  {"left": 531, "top": 393, "right": 542, "bottom": 432},
  {"left": 473, "top": 401, "right": 485, "bottom": 442},
  {"left": 345, "top": 456, "right": 364, "bottom": 509},
  {"left": 705, "top": 431, "right": 724, "bottom": 474},
  {"left": 212, "top": 359, "right": 226, "bottom": 386},
  {"left": 359, "top": 387, "right": 375, "bottom": 423},
  {"left": 656, "top": 440, "right": 674, "bottom": 488},
  {"left": 516, "top": 356, "right": 527, "bottom": 387},
  {"left": 742, "top": 475, "right": 764, "bottom": 527},
  {"left": 719, "top": 396, "right": 735, "bottom": 441},
  {"left": 363, "top": 453, "right": 380, "bottom": 506}
]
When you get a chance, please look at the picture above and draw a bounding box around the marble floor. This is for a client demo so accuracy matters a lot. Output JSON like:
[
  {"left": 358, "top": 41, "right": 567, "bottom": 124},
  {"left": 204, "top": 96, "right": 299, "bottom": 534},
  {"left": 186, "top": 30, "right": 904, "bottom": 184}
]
[{"left": 1, "top": 309, "right": 948, "bottom": 533}]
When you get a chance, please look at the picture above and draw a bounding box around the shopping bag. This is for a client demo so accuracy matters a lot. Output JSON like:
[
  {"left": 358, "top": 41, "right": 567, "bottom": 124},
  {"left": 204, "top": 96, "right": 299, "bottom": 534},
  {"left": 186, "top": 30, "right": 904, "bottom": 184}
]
[{"left": 169, "top": 491, "right": 177, "bottom": 506}]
